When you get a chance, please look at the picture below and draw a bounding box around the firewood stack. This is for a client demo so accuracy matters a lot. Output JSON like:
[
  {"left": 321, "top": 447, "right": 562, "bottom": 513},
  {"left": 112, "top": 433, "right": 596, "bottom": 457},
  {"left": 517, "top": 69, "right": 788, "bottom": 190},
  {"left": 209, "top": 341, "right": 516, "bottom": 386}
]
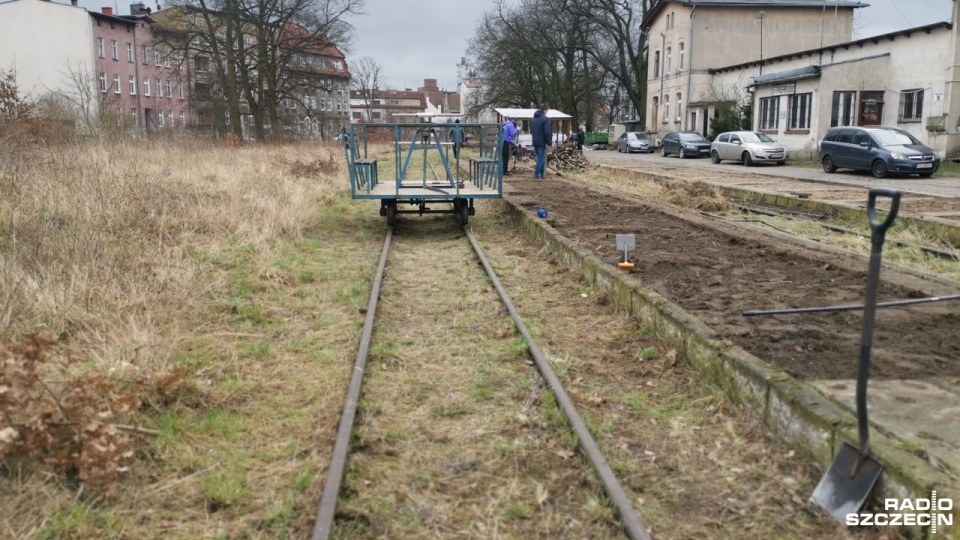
[{"left": 547, "top": 143, "right": 593, "bottom": 172}]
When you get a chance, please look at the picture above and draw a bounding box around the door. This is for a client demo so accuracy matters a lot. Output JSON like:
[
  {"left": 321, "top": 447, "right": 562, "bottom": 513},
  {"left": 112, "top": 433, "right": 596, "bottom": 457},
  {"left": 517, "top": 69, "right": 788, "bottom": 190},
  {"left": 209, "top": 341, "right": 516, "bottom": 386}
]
[
  {"left": 849, "top": 130, "right": 874, "bottom": 170},
  {"left": 690, "top": 111, "right": 698, "bottom": 137},
  {"left": 832, "top": 128, "right": 856, "bottom": 167},
  {"left": 858, "top": 91, "right": 884, "bottom": 126},
  {"left": 725, "top": 133, "right": 741, "bottom": 160}
]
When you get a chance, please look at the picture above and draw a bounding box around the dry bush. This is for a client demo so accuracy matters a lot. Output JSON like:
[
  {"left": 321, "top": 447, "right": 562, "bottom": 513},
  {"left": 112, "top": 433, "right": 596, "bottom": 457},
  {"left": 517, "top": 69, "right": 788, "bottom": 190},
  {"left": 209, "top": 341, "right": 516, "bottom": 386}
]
[
  {"left": 660, "top": 179, "right": 729, "bottom": 211},
  {"left": 276, "top": 152, "right": 340, "bottom": 177},
  {"left": 0, "top": 334, "right": 137, "bottom": 486}
]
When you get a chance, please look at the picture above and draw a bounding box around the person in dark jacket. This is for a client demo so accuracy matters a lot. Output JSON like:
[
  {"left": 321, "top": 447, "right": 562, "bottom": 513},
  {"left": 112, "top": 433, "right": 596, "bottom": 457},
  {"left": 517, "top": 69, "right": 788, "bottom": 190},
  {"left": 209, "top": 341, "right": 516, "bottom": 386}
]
[
  {"left": 576, "top": 127, "right": 585, "bottom": 153},
  {"left": 531, "top": 104, "right": 552, "bottom": 180},
  {"left": 448, "top": 119, "right": 463, "bottom": 160}
]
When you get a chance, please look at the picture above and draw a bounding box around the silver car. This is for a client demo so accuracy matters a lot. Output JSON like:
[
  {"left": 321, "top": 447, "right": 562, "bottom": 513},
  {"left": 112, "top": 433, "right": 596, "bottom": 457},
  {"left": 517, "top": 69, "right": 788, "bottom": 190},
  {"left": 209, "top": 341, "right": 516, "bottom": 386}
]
[
  {"left": 710, "top": 131, "right": 789, "bottom": 166},
  {"left": 617, "top": 132, "right": 654, "bottom": 153}
]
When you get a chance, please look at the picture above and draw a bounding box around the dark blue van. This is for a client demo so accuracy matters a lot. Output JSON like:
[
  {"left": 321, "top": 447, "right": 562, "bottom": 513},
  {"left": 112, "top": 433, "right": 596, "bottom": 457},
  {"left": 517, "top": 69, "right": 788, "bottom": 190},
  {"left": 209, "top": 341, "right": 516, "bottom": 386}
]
[{"left": 818, "top": 126, "right": 939, "bottom": 178}]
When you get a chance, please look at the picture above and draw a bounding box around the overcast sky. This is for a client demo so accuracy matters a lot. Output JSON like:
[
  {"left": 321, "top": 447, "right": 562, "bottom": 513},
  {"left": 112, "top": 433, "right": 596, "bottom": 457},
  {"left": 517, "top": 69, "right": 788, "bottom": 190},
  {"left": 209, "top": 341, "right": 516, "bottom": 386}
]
[{"left": 74, "top": 0, "right": 953, "bottom": 91}]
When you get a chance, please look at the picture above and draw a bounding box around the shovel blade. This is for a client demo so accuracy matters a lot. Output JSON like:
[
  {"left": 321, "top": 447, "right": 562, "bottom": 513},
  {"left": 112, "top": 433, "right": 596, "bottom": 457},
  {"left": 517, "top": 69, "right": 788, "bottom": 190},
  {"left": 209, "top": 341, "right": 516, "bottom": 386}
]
[{"left": 810, "top": 443, "right": 884, "bottom": 523}]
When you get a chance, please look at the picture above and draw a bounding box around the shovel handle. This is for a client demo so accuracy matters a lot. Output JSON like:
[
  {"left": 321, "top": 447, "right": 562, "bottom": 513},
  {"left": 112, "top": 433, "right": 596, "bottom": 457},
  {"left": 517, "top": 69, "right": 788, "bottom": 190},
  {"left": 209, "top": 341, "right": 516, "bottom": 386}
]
[{"left": 867, "top": 189, "right": 901, "bottom": 243}]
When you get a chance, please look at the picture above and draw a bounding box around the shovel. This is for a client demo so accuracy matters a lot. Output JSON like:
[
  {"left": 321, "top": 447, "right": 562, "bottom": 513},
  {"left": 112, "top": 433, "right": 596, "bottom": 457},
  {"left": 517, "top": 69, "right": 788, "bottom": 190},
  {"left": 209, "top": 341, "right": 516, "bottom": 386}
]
[{"left": 810, "top": 187, "right": 901, "bottom": 523}]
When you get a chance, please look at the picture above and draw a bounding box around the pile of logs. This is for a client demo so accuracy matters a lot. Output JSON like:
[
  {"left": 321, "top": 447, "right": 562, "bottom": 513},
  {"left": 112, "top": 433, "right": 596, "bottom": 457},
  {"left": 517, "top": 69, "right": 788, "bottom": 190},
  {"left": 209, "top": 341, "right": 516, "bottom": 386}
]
[{"left": 547, "top": 143, "right": 593, "bottom": 172}]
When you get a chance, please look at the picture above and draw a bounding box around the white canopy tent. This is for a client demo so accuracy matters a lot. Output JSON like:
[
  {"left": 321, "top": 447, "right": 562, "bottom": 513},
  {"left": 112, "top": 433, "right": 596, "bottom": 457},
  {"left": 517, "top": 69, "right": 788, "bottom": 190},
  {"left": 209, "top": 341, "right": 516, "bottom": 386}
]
[{"left": 494, "top": 108, "right": 574, "bottom": 143}]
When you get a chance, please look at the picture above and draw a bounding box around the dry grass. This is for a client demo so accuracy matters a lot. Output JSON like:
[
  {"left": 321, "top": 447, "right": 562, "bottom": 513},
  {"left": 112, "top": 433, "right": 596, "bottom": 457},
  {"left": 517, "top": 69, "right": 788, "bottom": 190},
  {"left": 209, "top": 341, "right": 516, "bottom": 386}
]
[{"left": 0, "top": 137, "right": 382, "bottom": 538}]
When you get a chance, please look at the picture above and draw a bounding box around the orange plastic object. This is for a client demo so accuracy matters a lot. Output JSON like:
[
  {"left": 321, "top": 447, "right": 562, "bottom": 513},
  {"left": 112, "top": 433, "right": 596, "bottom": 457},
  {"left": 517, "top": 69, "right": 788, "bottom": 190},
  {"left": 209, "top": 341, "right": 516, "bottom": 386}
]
[{"left": 618, "top": 262, "right": 635, "bottom": 270}]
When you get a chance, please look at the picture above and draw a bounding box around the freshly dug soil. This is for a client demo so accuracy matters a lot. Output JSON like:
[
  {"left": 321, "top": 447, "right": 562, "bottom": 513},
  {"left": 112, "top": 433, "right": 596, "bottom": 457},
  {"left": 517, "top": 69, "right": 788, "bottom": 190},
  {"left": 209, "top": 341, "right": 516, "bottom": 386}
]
[{"left": 506, "top": 177, "right": 960, "bottom": 381}]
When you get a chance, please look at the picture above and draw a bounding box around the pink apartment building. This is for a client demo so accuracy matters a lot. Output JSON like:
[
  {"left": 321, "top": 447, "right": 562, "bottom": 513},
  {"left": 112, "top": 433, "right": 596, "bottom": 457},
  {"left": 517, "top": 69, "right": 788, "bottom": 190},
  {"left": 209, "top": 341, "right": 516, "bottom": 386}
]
[{"left": 90, "top": 6, "right": 189, "bottom": 133}]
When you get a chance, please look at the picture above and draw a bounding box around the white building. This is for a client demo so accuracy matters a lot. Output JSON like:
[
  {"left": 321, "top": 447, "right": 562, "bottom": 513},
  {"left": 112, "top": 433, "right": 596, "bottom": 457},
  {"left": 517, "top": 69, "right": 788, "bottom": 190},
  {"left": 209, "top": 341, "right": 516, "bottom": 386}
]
[
  {"left": 643, "top": 0, "right": 960, "bottom": 160},
  {"left": 0, "top": 0, "right": 95, "bottom": 108}
]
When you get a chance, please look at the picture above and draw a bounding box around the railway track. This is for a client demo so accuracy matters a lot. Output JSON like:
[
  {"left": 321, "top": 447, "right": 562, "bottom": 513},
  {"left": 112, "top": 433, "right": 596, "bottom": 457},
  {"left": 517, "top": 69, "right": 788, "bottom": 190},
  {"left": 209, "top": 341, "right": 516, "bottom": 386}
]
[{"left": 309, "top": 221, "right": 651, "bottom": 539}]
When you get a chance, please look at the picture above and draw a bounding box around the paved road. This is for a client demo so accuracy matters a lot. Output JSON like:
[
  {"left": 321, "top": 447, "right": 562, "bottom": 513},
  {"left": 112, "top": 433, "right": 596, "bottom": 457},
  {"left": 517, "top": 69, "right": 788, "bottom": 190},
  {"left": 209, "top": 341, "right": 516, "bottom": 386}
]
[{"left": 587, "top": 149, "right": 960, "bottom": 199}]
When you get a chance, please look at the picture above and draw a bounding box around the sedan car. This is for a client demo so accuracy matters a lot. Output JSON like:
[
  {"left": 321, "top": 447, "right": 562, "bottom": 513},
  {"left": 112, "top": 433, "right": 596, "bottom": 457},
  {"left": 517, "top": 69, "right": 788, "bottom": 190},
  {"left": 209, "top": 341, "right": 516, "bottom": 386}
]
[
  {"left": 819, "top": 126, "right": 940, "bottom": 178},
  {"left": 660, "top": 131, "right": 712, "bottom": 158},
  {"left": 617, "top": 131, "right": 654, "bottom": 153},
  {"left": 710, "top": 131, "right": 788, "bottom": 166},
  {"left": 516, "top": 134, "right": 533, "bottom": 151}
]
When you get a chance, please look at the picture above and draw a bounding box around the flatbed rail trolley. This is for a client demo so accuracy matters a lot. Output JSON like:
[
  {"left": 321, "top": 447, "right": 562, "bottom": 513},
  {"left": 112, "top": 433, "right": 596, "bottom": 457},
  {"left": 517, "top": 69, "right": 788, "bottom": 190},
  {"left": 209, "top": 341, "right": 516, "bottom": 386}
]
[{"left": 342, "top": 122, "right": 504, "bottom": 225}]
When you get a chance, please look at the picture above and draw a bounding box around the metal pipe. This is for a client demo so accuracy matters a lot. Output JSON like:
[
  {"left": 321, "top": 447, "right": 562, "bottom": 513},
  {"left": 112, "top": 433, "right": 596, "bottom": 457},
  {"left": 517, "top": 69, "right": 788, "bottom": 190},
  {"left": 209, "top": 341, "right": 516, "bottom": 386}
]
[
  {"left": 464, "top": 226, "right": 652, "bottom": 540},
  {"left": 311, "top": 228, "right": 393, "bottom": 540},
  {"left": 742, "top": 293, "right": 960, "bottom": 317},
  {"left": 658, "top": 31, "right": 665, "bottom": 131},
  {"left": 684, "top": 6, "right": 696, "bottom": 132}
]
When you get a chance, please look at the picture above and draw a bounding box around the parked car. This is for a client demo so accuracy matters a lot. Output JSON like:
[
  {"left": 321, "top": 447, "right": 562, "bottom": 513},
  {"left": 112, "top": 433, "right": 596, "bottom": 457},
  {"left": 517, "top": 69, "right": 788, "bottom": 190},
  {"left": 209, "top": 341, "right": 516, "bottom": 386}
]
[
  {"left": 617, "top": 132, "right": 654, "bottom": 153},
  {"left": 710, "top": 131, "right": 788, "bottom": 166},
  {"left": 660, "top": 131, "right": 712, "bottom": 158},
  {"left": 516, "top": 134, "right": 533, "bottom": 151},
  {"left": 819, "top": 126, "right": 940, "bottom": 178}
]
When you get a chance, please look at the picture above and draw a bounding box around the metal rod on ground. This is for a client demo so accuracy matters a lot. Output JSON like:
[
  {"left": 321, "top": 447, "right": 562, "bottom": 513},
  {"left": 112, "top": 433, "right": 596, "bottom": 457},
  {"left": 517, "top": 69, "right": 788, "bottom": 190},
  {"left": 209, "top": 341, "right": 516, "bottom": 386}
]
[
  {"left": 742, "top": 293, "right": 960, "bottom": 317},
  {"left": 312, "top": 228, "right": 393, "bottom": 540},
  {"left": 463, "top": 226, "right": 652, "bottom": 540}
]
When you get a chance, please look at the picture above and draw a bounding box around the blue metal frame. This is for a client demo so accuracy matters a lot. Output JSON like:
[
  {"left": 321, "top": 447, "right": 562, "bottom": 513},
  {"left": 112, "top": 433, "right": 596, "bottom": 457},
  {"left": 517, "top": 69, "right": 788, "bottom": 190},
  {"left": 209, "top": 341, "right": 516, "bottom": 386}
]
[{"left": 342, "top": 122, "right": 504, "bottom": 201}]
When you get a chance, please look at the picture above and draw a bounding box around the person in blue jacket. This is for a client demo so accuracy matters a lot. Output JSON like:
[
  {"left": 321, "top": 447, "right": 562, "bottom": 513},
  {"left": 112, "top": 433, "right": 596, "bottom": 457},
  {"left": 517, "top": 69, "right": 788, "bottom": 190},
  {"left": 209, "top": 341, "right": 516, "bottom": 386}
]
[
  {"left": 531, "top": 104, "right": 552, "bottom": 180},
  {"left": 501, "top": 118, "right": 519, "bottom": 174}
]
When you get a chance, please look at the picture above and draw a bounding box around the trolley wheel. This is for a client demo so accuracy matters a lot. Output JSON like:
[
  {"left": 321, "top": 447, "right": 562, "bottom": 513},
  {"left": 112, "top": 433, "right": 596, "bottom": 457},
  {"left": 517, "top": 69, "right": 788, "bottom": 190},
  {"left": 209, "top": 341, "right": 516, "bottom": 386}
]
[
  {"left": 386, "top": 201, "right": 397, "bottom": 226},
  {"left": 456, "top": 199, "right": 468, "bottom": 226}
]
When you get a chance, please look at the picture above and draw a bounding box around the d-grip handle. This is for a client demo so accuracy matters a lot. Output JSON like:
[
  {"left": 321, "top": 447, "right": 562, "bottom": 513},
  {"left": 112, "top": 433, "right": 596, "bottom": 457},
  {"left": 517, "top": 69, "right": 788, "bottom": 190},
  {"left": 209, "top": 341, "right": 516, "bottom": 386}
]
[{"left": 867, "top": 188, "right": 901, "bottom": 242}]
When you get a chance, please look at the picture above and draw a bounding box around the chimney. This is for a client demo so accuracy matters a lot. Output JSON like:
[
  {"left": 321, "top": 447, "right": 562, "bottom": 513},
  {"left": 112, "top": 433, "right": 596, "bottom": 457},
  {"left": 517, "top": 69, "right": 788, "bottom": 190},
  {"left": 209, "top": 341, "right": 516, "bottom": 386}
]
[{"left": 101, "top": 6, "right": 113, "bottom": 15}]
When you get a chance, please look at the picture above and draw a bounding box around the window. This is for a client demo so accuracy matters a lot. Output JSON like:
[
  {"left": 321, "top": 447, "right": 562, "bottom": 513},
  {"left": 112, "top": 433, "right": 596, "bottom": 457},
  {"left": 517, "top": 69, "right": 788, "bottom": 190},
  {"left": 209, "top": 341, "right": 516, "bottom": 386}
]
[
  {"left": 96, "top": 38, "right": 104, "bottom": 58},
  {"left": 131, "top": 107, "right": 138, "bottom": 125},
  {"left": 168, "top": 110, "right": 173, "bottom": 125},
  {"left": 676, "top": 92, "right": 682, "bottom": 122},
  {"left": 117, "top": 106, "right": 123, "bottom": 125},
  {"left": 179, "top": 111, "right": 185, "bottom": 126},
  {"left": 663, "top": 94, "right": 670, "bottom": 123},
  {"left": 113, "top": 74, "right": 120, "bottom": 94},
  {"left": 154, "top": 49, "right": 161, "bottom": 66},
  {"left": 788, "top": 93, "right": 812, "bottom": 130},
  {"left": 141, "top": 45, "right": 148, "bottom": 65},
  {"left": 678, "top": 42, "right": 684, "bottom": 71},
  {"left": 759, "top": 96, "right": 780, "bottom": 130},
  {"left": 666, "top": 46, "right": 672, "bottom": 73},
  {"left": 195, "top": 83, "right": 211, "bottom": 100},
  {"left": 831, "top": 91, "right": 856, "bottom": 127},
  {"left": 99, "top": 72, "right": 107, "bottom": 93},
  {"left": 128, "top": 75, "right": 136, "bottom": 95},
  {"left": 165, "top": 54, "right": 171, "bottom": 68},
  {"left": 194, "top": 56, "right": 209, "bottom": 72},
  {"left": 178, "top": 83, "right": 184, "bottom": 99},
  {"left": 165, "top": 80, "right": 172, "bottom": 98},
  {"left": 127, "top": 43, "right": 134, "bottom": 62},
  {"left": 899, "top": 89, "right": 924, "bottom": 123},
  {"left": 157, "top": 78, "right": 162, "bottom": 97},
  {"left": 653, "top": 51, "right": 660, "bottom": 78},
  {"left": 144, "top": 78, "right": 150, "bottom": 96},
  {"left": 111, "top": 40, "right": 118, "bottom": 60},
  {"left": 158, "top": 110, "right": 165, "bottom": 127}
]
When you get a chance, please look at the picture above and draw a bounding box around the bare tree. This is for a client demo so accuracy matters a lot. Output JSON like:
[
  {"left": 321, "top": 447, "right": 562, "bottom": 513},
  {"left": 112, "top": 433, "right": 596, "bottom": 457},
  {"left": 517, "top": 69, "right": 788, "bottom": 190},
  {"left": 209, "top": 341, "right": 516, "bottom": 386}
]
[
  {"left": 154, "top": 0, "right": 361, "bottom": 139},
  {"left": 467, "top": 0, "right": 610, "bottom": 131},
  {"left": 350, "top": 56, "right": 385, "bottom": 122},
  {"left": 560, "top": 0, "right": 655, "bottom": 127}
]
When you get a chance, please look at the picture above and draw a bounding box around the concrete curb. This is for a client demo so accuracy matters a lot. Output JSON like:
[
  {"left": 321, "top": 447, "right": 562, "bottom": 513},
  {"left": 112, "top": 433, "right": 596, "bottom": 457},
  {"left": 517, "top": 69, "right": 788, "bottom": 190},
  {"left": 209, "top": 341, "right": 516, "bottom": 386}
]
[
  {"left": 595, "top": 163, "right": 960, "bottom": 248},
  {"left": 500, "top": 195, "right": 957, "bottom": 539}
]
